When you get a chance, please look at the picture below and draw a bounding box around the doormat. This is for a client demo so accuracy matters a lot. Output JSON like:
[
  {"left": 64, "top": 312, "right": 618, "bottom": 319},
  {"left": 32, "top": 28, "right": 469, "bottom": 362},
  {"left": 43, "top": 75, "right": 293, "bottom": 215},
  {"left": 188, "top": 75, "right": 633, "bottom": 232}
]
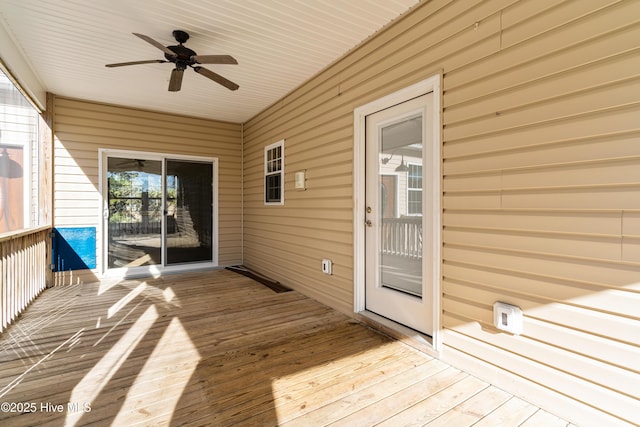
[{"left": 226, "top": 265, "right": 292, "bottom": 293}]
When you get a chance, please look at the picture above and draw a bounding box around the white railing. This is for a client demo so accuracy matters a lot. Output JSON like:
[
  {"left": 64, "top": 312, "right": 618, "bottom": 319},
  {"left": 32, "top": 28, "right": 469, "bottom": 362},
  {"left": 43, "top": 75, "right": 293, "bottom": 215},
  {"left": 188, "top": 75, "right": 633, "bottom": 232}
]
[
  {"left": 0, "top": 226, "right": 51, "bottom": 333},
  {"left": 381, "top": 217, "right": 422, "bottom": 260}
]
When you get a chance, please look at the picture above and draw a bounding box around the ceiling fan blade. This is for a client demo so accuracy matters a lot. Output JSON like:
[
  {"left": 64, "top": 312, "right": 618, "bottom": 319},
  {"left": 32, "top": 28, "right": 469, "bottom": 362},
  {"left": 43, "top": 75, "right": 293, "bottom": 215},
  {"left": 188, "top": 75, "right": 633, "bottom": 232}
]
[
  {"left": 193, "top": 66, "right": 239, "bottom": 91},
  {"left": 105, "top": 59, "right": 166, "bottom": 68},
  {"left": 168, "top": 68, "right": 184, "bottom": 92},
  {"left": 191, "top": 55, "right": 238, "bottom": 65},
  {"left": 133, "top": 33, "right": 177, "bottom": 57}
]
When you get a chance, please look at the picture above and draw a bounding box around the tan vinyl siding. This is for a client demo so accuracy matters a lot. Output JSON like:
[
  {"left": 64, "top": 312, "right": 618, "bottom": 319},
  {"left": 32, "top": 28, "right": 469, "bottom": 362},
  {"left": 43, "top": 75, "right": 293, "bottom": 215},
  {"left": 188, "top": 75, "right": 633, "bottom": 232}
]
[
  {"left": 242, "top": 0, "right": 639, "bottom": 425},
  {"left": 52, "top": 96, "right": 242, "bottom": 270}
]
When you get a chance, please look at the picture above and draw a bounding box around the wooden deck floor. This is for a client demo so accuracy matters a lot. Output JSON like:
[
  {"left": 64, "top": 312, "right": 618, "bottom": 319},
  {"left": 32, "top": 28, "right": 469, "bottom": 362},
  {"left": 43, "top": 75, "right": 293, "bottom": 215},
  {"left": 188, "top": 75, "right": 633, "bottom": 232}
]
[{"left": 0, "top": 269, "right": 572, "bottom": 426}]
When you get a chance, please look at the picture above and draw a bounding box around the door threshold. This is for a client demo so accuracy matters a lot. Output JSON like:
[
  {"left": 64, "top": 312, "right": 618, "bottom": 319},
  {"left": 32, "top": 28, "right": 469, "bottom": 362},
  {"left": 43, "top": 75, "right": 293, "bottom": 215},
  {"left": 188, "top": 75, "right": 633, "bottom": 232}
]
[
  {"left": 101, "top": 263, "right": 221, "bottom": 280},
  {"left": 356, "top": 311, "right": 438, "bottom": 358}
]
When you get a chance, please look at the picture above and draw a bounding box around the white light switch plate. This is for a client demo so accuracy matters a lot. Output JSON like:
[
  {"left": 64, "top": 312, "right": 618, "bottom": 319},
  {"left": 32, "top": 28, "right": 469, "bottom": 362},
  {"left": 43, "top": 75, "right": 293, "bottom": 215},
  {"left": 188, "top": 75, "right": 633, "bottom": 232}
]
[{"left": 321, "top": 259, "right": 332, "bottom": 275}]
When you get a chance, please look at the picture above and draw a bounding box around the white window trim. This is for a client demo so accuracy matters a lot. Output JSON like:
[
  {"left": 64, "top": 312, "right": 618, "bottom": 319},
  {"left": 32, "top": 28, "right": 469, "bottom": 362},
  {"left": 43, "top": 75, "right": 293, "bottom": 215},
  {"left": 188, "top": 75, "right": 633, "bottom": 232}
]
[
  {"left": 264, "top": 139, "right": 285, "bottom": 206},
  {"left": 406, "top": 162, "right": 423, "bottom": 216}
]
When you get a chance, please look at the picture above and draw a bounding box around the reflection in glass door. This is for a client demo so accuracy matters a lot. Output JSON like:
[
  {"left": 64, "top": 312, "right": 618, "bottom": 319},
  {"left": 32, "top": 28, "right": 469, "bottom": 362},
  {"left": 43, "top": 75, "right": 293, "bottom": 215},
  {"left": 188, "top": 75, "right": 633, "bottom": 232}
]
[
  {"left": 378, "top": 114, "right": 423, "bottom": 297},
  {"left": 107, "top": 157, "right": 163, "bottom": 268},
  {"left": 105, "top": 153, "right": 215, "bottom": 273},
  {"left": 165, "top": 160, "right": 213, "bottom": 264}
]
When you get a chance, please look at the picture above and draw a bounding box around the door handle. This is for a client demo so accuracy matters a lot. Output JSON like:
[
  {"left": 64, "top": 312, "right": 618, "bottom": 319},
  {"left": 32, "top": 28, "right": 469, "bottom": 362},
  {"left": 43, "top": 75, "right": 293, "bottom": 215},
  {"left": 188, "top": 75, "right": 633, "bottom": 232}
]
[{"left": 365, "top": 220, "right": 372, "bottom": 227}]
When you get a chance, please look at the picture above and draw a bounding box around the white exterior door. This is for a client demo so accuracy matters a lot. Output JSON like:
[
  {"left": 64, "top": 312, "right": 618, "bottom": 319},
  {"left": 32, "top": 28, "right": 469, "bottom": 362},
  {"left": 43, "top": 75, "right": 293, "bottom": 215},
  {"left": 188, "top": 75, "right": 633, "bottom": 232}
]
[{"left": 364, "top": 93, "right": 435, "bottom": 335}]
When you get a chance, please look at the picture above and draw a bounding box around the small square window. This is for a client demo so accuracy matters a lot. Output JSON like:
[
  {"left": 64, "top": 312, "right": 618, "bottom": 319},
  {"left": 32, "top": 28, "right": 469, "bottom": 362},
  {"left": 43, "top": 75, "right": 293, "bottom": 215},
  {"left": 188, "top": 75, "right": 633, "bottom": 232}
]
[{"left": 264, "top": 140, "right": 284, "bottom": 205}]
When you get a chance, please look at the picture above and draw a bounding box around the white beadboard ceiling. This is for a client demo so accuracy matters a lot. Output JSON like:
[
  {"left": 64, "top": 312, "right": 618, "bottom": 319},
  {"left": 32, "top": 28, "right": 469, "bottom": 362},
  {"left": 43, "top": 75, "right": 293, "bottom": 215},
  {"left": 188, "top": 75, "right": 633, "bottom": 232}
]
[{"left": 0, "top": 0, "right": 420, "bottom": 123}]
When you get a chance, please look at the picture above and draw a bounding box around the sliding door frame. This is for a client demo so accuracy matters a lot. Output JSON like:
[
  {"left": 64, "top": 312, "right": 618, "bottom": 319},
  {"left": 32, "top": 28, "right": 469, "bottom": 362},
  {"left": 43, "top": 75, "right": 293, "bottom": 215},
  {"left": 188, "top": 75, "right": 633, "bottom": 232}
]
[{"left": 98, "top": 148, "right": 219, "bottom": 278}]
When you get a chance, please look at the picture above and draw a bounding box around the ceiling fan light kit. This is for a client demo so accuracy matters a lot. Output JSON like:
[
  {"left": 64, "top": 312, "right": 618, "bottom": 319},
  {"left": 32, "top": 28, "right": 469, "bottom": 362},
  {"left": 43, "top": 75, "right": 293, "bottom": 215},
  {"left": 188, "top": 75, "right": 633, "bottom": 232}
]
[{"left": 106, "top": 30, "right": 239, "bottom": 92}]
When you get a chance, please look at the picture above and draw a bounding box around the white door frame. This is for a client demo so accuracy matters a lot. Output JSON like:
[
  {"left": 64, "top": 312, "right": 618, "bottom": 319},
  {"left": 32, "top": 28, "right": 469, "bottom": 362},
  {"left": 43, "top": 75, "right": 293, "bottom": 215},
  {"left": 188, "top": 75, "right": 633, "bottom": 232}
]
[{"left": 353, "top": 75, "right": 442, "bottom": 351}]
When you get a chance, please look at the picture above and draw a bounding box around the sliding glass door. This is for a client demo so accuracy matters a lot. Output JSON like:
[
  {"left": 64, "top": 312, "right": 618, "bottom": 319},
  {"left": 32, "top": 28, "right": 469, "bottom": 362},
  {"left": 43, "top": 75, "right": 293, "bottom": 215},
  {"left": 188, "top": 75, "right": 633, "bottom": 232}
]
[
  {"left": 165, "top": 159, "right": 213, "bottom": 265},
  {"left": 107, "top": 157, "right": 163, "bottom": 268},
  {"left": 104, "top": 152, "right": 215, "bottom": 274}
]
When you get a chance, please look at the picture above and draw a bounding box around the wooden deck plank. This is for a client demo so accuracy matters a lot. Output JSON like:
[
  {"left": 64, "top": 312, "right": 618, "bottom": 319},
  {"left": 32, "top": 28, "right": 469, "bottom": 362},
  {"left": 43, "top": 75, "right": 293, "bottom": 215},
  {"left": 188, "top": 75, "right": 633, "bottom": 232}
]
[
  {"left": 424, "top": 385, "right": 512, "bottom": 426},
  {"left": 0, "top": 270, "right": 568, "bottom": 426},
  {"left": 473, "top": 396, "right": 540, "bottom": 427},
  {"left": 1, "top": 302, "right": 343, "bottom": 402},
  {"left": 326, "top": 367, "right": 468, "bottom": 427},
  {"left": 520, "top": 408, "right": 573, "bottom": 427},
  {"left": 244, "top": 344, "right": 431, "bottom": 425},
  {"left": 2, "top": 282, "right": 310, "bottom": 356},
  {"left": 281, "top": 357, "right": 449, "bottom": 427},
  {"left": 374, "top": 375, "right": 489, "bottom": 427},
  {"left": 181, "top": 330, "right": 419, "bottom": 425},
  {"left": 3, "top": 298, "right": 332, "bottom": 384}
]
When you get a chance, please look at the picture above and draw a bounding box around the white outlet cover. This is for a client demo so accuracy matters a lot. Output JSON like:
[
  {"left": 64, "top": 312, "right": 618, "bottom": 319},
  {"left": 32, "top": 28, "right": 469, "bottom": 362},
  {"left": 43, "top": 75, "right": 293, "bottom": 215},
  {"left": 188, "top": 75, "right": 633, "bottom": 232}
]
[{"left": 493, "top": 301, "right": 523, "bottom": 335}]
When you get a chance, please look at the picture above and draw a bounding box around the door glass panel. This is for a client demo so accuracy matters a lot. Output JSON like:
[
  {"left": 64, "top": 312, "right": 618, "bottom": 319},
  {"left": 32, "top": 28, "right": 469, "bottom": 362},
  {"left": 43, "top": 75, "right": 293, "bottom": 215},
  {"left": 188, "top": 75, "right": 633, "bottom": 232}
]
[
  {"left": 107, "top": 157, "right": 162, "bottom": 268},
  {"left": 379, "top": 114, "right": 423, "bottom": 297},
  {"left": 165, "top": 159, "right": 213, "bottom": 265}
]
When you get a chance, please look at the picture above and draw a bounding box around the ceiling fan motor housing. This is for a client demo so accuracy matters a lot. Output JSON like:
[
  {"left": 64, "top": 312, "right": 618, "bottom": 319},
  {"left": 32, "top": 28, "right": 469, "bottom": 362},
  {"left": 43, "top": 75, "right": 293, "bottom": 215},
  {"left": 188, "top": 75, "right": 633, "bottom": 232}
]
[
  {"left": 173, "top": 30, "right": 190, "bottom": 44},
  {"left": 165, "top": 45, "right": 197, "bottom": 64}
]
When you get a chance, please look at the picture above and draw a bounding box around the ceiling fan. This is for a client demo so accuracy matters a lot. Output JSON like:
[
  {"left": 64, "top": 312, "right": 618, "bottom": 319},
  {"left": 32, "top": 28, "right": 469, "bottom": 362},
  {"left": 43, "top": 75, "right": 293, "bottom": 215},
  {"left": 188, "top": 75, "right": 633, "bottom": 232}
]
[{"left": 106, "top": 30, "right": 239, "bottom": 92}]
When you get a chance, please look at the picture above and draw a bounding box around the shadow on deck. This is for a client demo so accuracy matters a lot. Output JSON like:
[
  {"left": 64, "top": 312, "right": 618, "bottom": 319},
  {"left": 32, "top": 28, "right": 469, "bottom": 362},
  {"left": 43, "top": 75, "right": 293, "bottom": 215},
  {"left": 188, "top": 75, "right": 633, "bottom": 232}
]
[{"left": 0, "top": 269, "right": 568, "bottom": 426}]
